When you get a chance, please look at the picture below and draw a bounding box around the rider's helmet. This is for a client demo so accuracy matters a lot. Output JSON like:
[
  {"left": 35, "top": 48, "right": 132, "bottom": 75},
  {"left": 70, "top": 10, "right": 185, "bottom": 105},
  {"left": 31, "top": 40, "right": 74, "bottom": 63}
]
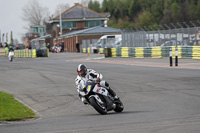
[
  {"left": 77, "top": 64, "right": 87, "bottom": 77},
  {"left": 9, "top": 45, "right": 13, "bottom": 49}
]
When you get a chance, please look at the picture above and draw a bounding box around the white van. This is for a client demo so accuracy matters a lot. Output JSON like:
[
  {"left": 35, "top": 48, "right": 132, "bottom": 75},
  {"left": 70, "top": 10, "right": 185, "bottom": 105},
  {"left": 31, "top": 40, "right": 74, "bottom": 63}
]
[{"left": 96, "top": 34, "right": 122, "bottom": 48}]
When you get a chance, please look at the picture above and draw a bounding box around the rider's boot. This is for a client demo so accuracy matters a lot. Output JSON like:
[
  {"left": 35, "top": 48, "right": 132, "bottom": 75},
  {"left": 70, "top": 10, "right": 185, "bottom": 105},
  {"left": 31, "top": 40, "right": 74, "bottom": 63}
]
[
  {"left": 107, "top": 87, "right": 119, "bottom": 100},
  {"left": 81, "top": 97, "right": 88, "bottom": 105},
  {"left": 79, "top": 94, "right": 88, "bottom": 105},
  {"left": 100, "top": 81, "right": 119, "bottom": 100}
]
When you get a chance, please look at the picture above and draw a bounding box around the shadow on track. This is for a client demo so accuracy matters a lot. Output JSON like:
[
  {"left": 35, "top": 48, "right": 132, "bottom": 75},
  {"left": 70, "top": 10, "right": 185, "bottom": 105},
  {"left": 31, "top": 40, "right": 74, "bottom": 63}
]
[{"left": 81, "top": 110, "right": 151, "bottom": 116}]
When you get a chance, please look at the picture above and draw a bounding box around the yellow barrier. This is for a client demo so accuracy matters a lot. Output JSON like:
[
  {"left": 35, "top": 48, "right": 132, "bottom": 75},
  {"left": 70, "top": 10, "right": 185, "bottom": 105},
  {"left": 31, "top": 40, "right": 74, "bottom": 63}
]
[
  {"left": 121, "top": 47, "right": 129, "bottom": 57},
  {"left": 5, "top": 50, "right": 8, "bottom": 56},
  {"left": 47, "top": 49, "right": 49, "bottom": 57},
  {"left": 192, "top": 46, "right": 200, "bottom": 59},
  {"left": 135, "top": 47, "right": 144, "bottom": 58},
  {"left": 3, "top": 49, "right": 46, "bottom": 58},
  {"left": 87, "top": 48, "right": 90, "bottom": 54},
  {"left": 0, "top": 48, "right": 5, "bottom": 56},
  {"left": 151, "top": 47, "right": 162, "bottom": 58},
  {"left": 99, "top": 48, "right": 104, "bottom": 54},
  {"left": 32, "top": 49, "right": 36, "bottom": 58},
  {"left": 171, "top": 46, "right": 182, "bottom": 58},
  {"left": 83, "top": 48, "right": 86, "bottom": 53},
  {"left": 111, "top": 48, "right": 117, "bottom": 57}
]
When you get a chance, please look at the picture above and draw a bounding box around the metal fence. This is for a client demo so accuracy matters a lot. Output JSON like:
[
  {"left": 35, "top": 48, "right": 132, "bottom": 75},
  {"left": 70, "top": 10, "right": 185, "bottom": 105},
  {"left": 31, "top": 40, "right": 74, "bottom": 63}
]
[
  {"left": 81, "top": 26, "right": 200, "bottom": 49},
  {"left": 122, "top": 27, "right": 200, "bottom": 48},
  {"left": 81, "top": 39, "right": 99, "bottom": 53}
]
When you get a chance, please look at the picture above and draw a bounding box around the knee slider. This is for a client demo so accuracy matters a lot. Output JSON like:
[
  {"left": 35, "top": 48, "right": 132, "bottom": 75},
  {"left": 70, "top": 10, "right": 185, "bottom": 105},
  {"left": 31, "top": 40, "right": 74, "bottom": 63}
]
[{"left": 100, "top": 81, "right": 109, "bottom": 88}]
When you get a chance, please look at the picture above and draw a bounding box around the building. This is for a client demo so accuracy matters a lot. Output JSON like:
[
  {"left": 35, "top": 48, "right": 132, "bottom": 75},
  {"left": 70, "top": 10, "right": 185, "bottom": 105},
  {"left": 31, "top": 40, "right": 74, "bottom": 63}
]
[
  {"left": 48, "top": 3, "right": 110, "bottom": 47},
  {"left": 31, "top": 25, "right": 46, "bottom": 37},
  {"left": 28, "top": 3, "right": 112, "bottom": 51},
  {"left": 54, "top": 26, "right": 121, "bottom": 52},
  {"left": 25, "top": 25, "right": 46, "bottom": 48}
]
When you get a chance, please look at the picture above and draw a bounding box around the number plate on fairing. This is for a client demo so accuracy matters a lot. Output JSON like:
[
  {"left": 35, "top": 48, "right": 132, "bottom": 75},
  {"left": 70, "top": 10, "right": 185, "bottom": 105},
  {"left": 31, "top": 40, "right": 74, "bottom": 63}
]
[
  {"left": 93, "top": 85, "right": 108, "bottom": 95},
  {"left": 87, "top": 85, "right": 91, "bottom": 92}
]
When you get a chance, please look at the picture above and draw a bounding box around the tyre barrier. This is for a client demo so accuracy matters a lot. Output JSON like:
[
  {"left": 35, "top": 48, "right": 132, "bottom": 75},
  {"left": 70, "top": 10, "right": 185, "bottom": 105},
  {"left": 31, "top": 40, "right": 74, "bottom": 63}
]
[
  {"left": 82, "top": 46, "right": 200, "bottom": 59},
  {"left": 5, "top": 49, "right": 48, "bottom": 58},
  {"left": 192, "top": 46, "right": 200, "bottom": 59},
  {"left": 99, "top": 48, "right": 104, "bottom": 54},
  {"left": 121, "top": 47, "right": 129, "bottom": 57},
  {"left": 135, "top": 47, "right": 144, "bottom": 58},
  {"left": 151, "top": 47, "right": 162, "bottom": 58}
]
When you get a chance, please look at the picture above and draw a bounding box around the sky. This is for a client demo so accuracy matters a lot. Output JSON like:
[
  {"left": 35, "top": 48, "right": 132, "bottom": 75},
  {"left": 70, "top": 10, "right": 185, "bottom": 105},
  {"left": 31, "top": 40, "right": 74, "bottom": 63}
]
[{"left": 0, "top": 0, "right": 102, "bottom": 44}]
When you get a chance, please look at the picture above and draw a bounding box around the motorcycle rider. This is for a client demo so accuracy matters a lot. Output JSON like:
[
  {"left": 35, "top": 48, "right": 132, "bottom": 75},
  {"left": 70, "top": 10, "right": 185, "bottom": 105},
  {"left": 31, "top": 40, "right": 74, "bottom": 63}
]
[
  {"left": 75, "top": 64, "right": 119, "bottom": 104},
  {"left": 8, "top": 45, "right": 14, "bottom": 57},
  {"left": 8, "top": 45, "right": 14, "bottom": 52}
]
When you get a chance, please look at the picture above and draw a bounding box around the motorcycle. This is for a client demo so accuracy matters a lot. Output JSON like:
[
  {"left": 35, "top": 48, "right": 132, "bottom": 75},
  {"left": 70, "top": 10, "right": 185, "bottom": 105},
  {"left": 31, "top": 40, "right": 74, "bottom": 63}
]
[
  {"left": 8, "top": 51, "right": 14, "bottom": 62},
  {"left": 80, "top": 80, "right": 124, "bottom": 115}
]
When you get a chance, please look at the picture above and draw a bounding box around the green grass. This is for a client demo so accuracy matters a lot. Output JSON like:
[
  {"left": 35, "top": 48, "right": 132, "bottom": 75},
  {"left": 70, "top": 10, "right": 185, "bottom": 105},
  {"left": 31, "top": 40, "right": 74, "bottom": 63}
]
[{"left": 0, "top": 91, "right": 36, "bottom": 121}]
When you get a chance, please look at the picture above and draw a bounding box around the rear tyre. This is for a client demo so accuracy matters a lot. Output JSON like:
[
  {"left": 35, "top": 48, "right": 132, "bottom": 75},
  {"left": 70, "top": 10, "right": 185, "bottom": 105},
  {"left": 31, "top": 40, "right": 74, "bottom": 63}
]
[
  {"left": 114, "top": 99, "right": 124, "bottom": 113},
  {"left": 89, "top": 97, "right": 107, "bottom": 115}
]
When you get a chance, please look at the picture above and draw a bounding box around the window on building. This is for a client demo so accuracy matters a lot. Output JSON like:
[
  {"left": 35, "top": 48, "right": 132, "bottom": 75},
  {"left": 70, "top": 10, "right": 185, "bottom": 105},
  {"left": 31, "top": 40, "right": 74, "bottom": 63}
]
[
  {"left": 72, "top": 22, "right": 77, "bottom": 29},
  {"left": 89, "top": 21, "right": 95, "bottom": 27},
  {"left": 84, "top": 21, "right": 89, "bottom": 28},
  {"left": 62, "top": 21, "right": 71, "bottom": 29},
  {"left": 33, "top": 27, "right": 38, "bottom": 33},
  {"left": 96, "top": 20, "right": 101, "bottom": 26},
  {"left": 40, "top": 28, "right": 43, "bottom": 33}
]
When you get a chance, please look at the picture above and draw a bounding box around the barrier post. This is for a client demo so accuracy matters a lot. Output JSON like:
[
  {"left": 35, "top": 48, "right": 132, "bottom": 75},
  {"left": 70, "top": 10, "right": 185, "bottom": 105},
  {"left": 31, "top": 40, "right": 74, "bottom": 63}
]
[
  {"left": 175, "top": 46, "right": 178, "bottom": 66},
  {"left": 169, "top": 47, "right": 173, "bottom": 66}
]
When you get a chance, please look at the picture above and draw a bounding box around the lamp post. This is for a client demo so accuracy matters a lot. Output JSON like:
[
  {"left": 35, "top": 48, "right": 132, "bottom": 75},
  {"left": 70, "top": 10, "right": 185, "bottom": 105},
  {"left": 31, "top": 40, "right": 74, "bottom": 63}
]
[
  {"left": 59, "top": 8, "right": 62, "bottom": 36},
  {"left": 57, "top": 24, "right": 59, "bottom": 37}
]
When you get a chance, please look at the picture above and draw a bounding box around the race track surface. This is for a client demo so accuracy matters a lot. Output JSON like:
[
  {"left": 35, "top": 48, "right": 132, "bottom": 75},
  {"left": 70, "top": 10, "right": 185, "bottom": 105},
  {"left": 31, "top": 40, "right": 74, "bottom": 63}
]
[{"left": 1, "top": 53, "right": 200, "bottom": 133}]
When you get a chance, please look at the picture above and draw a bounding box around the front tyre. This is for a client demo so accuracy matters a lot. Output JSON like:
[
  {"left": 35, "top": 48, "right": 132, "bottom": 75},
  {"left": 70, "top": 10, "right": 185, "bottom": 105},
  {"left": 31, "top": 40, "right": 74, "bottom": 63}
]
[
  {"left": 89, "top": 97, "right": 107, "bottom": 115},
  {"left": 114, "top": 99, "right": 124, "bottom": 113}
]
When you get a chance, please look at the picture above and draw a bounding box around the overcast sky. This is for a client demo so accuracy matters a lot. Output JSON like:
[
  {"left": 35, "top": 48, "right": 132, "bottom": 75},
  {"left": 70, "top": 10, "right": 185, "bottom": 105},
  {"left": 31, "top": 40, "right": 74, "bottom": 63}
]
[{"left": 0, "top": 0, "right": 102, "bottom": 43}]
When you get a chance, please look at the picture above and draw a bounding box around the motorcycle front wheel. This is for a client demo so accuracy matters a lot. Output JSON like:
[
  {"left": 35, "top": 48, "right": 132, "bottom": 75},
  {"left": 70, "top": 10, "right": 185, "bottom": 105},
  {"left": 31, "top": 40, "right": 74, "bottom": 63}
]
[
  {"left": 9, "top": 57, "right": 13, "bottom": 62},
  {"left": 89, "top": 97, "right": 107, "bottom": 115}
]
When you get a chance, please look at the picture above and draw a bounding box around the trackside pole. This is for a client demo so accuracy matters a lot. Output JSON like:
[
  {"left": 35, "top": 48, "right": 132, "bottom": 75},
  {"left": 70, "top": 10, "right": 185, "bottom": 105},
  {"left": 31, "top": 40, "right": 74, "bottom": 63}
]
[
  {"left": 169, "top": 47, "right": 173, "bottom": 67},
  {"left": 175, "top": 47, "right": 178, "bottom": 66}
]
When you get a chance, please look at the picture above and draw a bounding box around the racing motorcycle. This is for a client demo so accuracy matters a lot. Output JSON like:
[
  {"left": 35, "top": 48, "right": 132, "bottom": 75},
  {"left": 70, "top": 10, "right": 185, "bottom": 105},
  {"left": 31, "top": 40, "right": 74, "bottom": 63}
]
[
  {"left": 80, "top": 79, "right": 124, "bottom": 115},
  {"left": 8, "top": 51, "right": 14, "bottom": 62}
]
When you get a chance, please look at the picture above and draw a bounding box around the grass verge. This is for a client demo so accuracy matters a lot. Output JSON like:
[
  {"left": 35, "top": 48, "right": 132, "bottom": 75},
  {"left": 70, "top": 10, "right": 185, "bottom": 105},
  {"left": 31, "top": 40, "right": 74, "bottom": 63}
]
[{"left": 0, "top": 91, "right": 36, "bottom": 121}]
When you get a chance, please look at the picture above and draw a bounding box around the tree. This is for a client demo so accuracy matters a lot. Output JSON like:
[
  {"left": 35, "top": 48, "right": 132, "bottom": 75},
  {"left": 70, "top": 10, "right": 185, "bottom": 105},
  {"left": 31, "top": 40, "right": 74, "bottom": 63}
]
[
  {"left": 188, "top": 0, "right": 197, "bottom": 20},
  {"left": 196, "top": 0, "right": 200, "bottom": 20},
  {"left": 54, "top": 3, "right": 70, "bottom": 17},
  {"left": 81, "top": 0, "right": 90, "bottom": 7},
  {"left": 101, "top": 0, "right": 109, "bottom": 12},
  {"left": 171, "top": 2, "right": 183, "bottom": 22},
  {"left": 160, "top": 0, "right": 173, "bottom": 24},
  {"left": 128, "top": 0, "right": 141, "bottom": 21},
  {"left": 136, "top": 11, "right": 156, "bottom": 27},
  {"left": 88, "top": 0, "right": 94, "bottom": 10},
  {"left": 93, "top": 0, "right": 101, "bottom": 12},
  {"left": 88, "top": 0, "right": 100, "bottom": 12},
  {"left": 21, "top": 0, "right": 50, "bottom": 25},
  {"left": 151, "top": 0, "right": 164, "bottom": 23}
]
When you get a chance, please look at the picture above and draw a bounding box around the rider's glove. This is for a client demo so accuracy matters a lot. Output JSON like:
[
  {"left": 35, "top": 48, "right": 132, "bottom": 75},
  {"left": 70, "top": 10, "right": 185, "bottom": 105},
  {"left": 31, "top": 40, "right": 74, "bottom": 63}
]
[
  {"left": 79, "top": 91, "right": 86, "bottom": 96},
  {"left": 95, "top": 77, "right": 100, "bottom": 83}
]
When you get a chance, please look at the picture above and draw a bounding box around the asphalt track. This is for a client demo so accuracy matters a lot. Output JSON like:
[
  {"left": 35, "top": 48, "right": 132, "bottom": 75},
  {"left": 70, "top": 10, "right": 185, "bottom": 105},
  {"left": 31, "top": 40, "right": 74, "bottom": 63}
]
[{"left": 0, "top": 53, "right": 200, "bottom": 133}]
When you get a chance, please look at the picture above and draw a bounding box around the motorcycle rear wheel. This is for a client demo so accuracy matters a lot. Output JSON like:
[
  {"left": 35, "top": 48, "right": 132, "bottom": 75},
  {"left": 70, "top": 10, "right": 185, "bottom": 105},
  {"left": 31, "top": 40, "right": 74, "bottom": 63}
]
[
  {"left": 114, "top": 99, "right": 124, "bottom": 113},
  {"left": 89, "top": 97, "right": 107, "bottom": 115},
  {"left": 9, "top": 57, "right": 13, "bottom": 62}
]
